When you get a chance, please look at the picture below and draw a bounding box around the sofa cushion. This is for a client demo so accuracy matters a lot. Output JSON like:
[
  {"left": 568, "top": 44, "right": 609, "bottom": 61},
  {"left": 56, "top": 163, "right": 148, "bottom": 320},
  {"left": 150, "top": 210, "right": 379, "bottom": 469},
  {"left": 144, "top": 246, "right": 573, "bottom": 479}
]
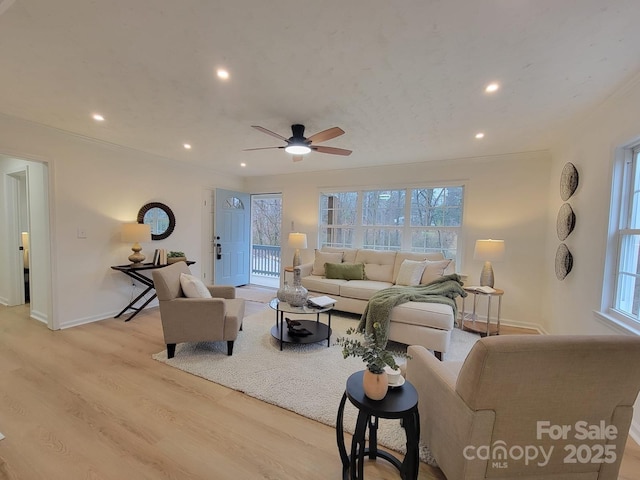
[
  {"left": 301, "top": 275, "right": 347, "bottom": 296},
  {"left": 392, "top": 252, "right": 445, "bottom": 282},
  {"left": 340, "top": 280, "right": 394, "bottom": 301},
  {"left": 321, "top": 246, "right": 358, "bottom": 263},
  {"left": 421, "top": 259, "right": 453, "bottom": 284},
  {"left": 391, "top": 301, "right": 455, "bottom": 331},
  {"left": 395, "top": 259, "right": 427, "bottom": 286},
  {"left": 354, "top": 249, "right": 396, "bottom": 282},
  {"left": 325, "top": 262, "right": 365, "bottom": 280},
  {"left": 312, "top": 250, "right": 343, "bottom": 276}
]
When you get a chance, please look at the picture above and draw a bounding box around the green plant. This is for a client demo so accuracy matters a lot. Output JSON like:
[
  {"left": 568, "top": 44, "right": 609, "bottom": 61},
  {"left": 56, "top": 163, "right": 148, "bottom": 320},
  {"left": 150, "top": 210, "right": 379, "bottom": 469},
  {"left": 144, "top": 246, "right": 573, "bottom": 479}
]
[
  {"left": 168, "top": 251, "right": 185, "bottom": 258},
  {"left": 336, "top": 322, "right": 409, "bottom": 374}
]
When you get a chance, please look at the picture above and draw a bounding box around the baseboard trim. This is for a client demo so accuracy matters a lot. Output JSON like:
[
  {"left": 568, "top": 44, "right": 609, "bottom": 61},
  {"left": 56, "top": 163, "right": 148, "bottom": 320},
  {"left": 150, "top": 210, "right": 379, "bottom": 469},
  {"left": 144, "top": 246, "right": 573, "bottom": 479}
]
[
  {"left": 30, "top": 309, "right": 48, "bottom": 324},
  {"left": 59, "top": 302, "right": 160, "bottom": 329},
  {"left": 459, "top": 311, "right": 546, "bottom": 334}
]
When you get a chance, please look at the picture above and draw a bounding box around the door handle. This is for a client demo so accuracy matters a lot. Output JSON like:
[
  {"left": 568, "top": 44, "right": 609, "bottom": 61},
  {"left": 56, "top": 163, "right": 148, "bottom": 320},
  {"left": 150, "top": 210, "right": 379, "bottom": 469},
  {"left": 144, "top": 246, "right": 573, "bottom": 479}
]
[{"left": 216, "top": 244, "right": 222, "bottom": 260}]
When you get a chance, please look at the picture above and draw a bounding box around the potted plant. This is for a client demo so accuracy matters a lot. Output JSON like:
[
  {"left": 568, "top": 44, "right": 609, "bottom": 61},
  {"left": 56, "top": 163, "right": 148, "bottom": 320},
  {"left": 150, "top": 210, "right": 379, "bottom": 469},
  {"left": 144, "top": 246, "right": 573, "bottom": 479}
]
[
  {"left": 336, "top": 322, "right": 409, "bottom": 400},
  {"left": 167, "top": 251, "right": 187, "bottom": 264}
]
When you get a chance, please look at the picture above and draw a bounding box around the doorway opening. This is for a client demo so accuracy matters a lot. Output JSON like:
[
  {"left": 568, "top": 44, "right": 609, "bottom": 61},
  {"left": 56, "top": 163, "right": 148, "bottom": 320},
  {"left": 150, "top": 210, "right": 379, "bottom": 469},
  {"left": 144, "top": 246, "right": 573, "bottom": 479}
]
[
  {"left": 0, "top": 155, "right": 53, "bottom": 329},
  {"left": 250, "top": 193, "right": 282, "bottom": 288}
]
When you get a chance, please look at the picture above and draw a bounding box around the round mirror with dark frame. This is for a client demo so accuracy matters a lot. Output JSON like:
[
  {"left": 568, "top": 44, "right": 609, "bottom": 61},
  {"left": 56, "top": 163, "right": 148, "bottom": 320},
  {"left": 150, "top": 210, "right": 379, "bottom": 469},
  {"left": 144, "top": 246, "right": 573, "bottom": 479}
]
[{"left": 137, "top": 202, "right": 175, "bottom": 240}]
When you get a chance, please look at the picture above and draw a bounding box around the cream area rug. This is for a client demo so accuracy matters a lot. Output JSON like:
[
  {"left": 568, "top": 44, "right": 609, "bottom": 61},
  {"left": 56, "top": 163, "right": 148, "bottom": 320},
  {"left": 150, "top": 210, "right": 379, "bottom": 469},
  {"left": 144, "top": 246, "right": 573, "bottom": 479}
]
[
  {"left": 235, "top": 285, "right": 278, "bottom": 303},
  {"left": 152, "top": 308, "right": 480, "bottom": 465}
]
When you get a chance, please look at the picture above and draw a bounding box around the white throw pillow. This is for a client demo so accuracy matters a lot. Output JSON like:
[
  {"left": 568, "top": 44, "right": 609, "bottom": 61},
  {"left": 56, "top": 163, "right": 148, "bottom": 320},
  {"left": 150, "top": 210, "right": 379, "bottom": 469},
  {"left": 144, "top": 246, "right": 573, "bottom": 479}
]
[
  {"left": 312, "top": 250, "right": 344, "bottom": 276},
  {"left": 180, "top": 273, "right": 212, "bottom": 298},
  {"left": 421, "top": 259, "right": 453, "bottom": 284},
  {"left": 395, "top": 260, "right": 427, "bottom": 286}
]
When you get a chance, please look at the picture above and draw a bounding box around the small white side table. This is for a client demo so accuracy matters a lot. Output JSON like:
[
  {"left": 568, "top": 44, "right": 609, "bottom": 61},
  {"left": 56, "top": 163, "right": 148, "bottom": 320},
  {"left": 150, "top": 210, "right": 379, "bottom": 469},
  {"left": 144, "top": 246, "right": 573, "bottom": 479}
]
[{"left": 460, "top": 287, "right": 504, "bottom": 336}]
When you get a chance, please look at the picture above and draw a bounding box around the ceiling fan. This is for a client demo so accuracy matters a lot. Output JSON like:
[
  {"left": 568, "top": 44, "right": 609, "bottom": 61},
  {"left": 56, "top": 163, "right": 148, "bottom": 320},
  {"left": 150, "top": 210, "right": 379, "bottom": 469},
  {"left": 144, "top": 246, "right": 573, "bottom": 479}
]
[{"left": 244, "top": 124, "right": 352, "bottom": 162}]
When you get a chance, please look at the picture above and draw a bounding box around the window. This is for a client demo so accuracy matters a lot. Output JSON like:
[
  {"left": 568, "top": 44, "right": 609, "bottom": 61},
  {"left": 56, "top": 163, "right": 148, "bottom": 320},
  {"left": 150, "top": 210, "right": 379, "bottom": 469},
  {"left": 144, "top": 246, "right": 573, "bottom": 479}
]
[
  {"left": 319, "top": 185, "right": 464, "bottom": 259},
  {"left": 320, "top": 191, "right": 357, "bottom": 248},
  {"left": 609, "top": 144, "right": 640, "bottom": 326},
  {"left": 362, "top": 189, "right": 405, "bottom": 250},
  {"left": 410, "top": 187, "right": 462, "bottom": 259}
]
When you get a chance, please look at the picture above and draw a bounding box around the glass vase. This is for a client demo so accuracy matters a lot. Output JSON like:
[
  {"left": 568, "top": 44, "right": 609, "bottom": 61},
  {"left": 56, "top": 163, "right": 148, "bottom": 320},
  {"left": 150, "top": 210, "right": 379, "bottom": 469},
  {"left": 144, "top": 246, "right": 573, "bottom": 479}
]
[
  {"left": 288, "top": 267, "right": 308, "bottom": 307},
  {"left": 277, "top": 281, "right": 289, "bottom": 302}
]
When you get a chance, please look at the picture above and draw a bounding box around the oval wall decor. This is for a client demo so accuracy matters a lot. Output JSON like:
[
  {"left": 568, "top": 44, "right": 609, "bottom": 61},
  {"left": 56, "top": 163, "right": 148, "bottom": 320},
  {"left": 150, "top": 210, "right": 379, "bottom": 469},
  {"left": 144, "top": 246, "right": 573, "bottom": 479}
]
[
  {"left": 555, "top": 243, "right": 573, "bottom": 280},
  {"left": 560, "top": 162, "right": 579, "bottom": 201},
  {"left": 556, "top": 203, "right": 576, "bottom": 241},
  {"left": 137, "top": 202, "right": 176, "bottom": 240}
]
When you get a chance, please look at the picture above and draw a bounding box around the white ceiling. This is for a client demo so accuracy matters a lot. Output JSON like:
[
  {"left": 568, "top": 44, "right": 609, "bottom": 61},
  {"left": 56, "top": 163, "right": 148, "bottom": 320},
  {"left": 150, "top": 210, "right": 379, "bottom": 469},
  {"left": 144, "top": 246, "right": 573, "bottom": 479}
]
[{"left": 0, "top": 0, "right": 639, "bottom": 177}]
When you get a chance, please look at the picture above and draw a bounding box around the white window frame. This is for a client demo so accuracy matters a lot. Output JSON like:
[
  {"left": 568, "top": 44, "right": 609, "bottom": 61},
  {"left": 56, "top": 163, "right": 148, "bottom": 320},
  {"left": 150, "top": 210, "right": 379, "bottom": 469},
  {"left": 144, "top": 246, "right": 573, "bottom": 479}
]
[
  {"left": 599, "top": 141, "right": 640, "bottom": 334},
  {"left": 318, "top": 183, "right": 465, "bottom": 261}
]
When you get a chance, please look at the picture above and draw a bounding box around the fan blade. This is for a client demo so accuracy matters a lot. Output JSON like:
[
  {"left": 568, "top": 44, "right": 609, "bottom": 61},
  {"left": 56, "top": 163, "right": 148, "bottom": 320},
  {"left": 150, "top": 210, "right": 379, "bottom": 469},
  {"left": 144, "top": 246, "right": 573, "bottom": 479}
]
[
  {"left": 251, "top": 125, "right": 288, "bottom": 141},
  {"left": 243, "top": 146, "right": 284, "bottom": 151},
  {"left": 307, "top": 127, "right": 345, "bottom": 144},
  {"left": 292, "top": 155, "right": 304, "bottom": 162},
  {"left": 312, "top": 146, "right": 352, "bottom": 156}
]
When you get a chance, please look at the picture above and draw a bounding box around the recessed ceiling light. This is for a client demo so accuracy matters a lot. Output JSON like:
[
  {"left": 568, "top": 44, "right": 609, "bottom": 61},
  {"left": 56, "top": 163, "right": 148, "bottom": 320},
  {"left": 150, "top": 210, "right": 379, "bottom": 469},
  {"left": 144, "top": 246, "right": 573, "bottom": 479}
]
[
  {"left": 92, "top": 113, "right": 104, "bottom": 122},
  {"left": 216, "top": 68, "right": 229, "bottom": 80},
  {"left": 183, "top": 143, "right": 192, "bottom": 150},
  {"left": 485, "top": 83, "right": 499, "bottom": 93},
  {"left": 475, "top": 133, "right": 485, "bottom": 139},
  {"left": 240, "top": 163, "right": 246, "bottom": 167}
]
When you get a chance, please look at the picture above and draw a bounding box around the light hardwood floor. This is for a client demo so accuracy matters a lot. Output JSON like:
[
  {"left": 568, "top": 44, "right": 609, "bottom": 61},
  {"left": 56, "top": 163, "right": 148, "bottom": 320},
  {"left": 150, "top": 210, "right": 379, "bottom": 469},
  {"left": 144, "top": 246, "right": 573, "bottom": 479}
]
[{"left": 0, "top": 299, "right": 638, "bottom": 479}]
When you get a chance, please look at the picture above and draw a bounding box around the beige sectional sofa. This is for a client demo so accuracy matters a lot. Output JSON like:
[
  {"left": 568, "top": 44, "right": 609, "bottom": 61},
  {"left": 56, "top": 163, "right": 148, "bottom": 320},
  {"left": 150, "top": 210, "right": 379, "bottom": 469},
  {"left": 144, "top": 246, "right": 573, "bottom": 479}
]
[{"left": 298, "top": 247, "right": 459, "bottom": 359}]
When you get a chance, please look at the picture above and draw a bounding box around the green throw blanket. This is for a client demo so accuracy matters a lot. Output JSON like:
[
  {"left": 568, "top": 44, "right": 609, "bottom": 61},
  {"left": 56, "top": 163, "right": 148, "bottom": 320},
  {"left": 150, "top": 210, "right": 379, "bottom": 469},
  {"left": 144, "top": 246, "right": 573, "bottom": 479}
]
[{"left": 357, "top": 273, "right": 467, "bottom": 348}]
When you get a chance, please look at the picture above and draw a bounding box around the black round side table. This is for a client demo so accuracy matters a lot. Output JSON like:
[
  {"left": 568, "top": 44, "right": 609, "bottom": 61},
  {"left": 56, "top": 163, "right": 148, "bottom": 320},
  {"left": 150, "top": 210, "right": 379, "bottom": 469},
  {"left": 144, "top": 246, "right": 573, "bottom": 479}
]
[{"left": 336, "top": 370, "right": 420, "bottom": 480}]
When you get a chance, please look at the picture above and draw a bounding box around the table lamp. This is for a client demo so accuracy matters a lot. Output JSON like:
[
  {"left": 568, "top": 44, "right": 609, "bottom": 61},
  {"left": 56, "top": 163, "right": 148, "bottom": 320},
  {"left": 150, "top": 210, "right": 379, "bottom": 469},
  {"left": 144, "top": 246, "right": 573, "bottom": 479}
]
[
  {"left": 122, "top": 223, "right": 152, "bottom": 266},
  {"left": 288, "top": 232, "right": 307, "bottom": 268},
  {"left": 473, "top": 239, "right": 505, "bottom": 287}
]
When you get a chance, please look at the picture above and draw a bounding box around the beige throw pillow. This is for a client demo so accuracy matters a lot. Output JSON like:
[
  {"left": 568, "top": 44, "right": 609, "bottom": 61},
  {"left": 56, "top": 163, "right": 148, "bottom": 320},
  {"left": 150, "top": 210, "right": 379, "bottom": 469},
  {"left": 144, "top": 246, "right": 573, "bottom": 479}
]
[
  {"left": 312, "top": 250, "right": 343, "bottom": 276},
  {"left": 395, "top": 259, "right": 427, "bottom": 286},
  {"left": 421, "top": 259, "right": 453, "bottom": 285},
  {"left": 180, "top": 273, "right": 212, "bottom": 298}
]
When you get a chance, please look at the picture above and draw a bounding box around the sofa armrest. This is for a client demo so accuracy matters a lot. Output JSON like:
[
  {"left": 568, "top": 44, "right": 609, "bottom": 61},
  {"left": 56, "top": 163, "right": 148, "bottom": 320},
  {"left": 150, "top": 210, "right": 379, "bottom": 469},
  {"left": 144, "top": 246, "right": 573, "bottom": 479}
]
[
  {"left": 406, "top": 345, "right": 495, "bottom": 479},
  {"left": 297, "top": 262, "right": 314, "bottom": 277},
  {"left": 206, "top": 285, "right": 236, "bottom": 299}
]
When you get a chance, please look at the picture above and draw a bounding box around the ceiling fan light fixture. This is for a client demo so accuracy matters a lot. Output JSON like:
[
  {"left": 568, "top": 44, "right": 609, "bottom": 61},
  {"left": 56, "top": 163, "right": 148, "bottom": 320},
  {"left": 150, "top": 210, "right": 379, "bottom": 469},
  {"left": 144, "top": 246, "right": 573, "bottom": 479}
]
[{"left": 285, "top": 144, "right": 311, "bottom": 155}]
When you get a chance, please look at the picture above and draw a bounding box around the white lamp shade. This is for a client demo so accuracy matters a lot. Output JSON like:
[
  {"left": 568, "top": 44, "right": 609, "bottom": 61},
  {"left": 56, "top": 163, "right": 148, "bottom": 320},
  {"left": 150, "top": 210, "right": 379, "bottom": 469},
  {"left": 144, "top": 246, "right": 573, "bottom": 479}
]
[
  {"left": 288, "top": 232, "right": 308, "bottom": 249},
  {"left": 121, "top": 223, "right": 151, "bottom": 243},
  {"left": 473, "top": 239, "right": 505, "bottom": 262}
]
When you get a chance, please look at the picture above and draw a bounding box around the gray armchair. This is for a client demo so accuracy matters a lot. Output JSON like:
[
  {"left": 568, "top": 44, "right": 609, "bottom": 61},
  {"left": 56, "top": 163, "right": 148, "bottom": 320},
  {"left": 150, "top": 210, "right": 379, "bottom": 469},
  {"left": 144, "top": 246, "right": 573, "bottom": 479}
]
[
  {"left": 406, "top": 335, "right": 640, "bottom": 480},
  {"left": 152, "top": 262, "right": 245, "bottom": 358}
]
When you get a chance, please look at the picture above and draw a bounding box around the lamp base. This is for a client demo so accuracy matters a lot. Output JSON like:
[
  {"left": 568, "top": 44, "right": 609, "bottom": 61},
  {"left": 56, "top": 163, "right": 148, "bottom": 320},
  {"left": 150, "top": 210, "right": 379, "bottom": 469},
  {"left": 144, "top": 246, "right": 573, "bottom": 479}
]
[
  {"left": 292, "top": 249, "right": 301, "bottom": 268},
  {"left": 479, "top": 261, "right": 495, "bottom": 287},
  {"left": 129, "top": 242, "right": 145, "bottom": 266}
]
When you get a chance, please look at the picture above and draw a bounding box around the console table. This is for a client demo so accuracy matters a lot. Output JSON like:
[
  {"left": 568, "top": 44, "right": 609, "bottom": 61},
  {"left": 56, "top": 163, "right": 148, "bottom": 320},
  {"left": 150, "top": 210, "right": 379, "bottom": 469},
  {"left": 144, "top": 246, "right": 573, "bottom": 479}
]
[{"left": 111, "top": 261, "right": 195, "bottom": 321}]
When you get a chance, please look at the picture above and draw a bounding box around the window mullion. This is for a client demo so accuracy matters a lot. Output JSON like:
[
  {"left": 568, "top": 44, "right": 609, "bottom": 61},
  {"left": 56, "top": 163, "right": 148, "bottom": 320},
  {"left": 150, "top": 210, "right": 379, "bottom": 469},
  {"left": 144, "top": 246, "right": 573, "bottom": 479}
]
[{"left": 402, "top": 188, "right": 411, "bottom": 250}]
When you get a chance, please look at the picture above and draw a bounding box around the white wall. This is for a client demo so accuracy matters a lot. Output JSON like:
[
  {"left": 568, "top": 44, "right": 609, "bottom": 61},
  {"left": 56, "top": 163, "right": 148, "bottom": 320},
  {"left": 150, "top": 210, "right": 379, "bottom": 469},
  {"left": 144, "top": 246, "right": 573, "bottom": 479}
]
[
  {"left": 245, "top": 150, "right": 552, "bottom": 331},
  {"left": 0, "top": 114, "right": 244, "bottom": 328},
  {"left": 546, "top": 75, "right": 640, "bottom": 335},
  {"left": 547, "top": 74, "right": 640, "bottom": 443}
]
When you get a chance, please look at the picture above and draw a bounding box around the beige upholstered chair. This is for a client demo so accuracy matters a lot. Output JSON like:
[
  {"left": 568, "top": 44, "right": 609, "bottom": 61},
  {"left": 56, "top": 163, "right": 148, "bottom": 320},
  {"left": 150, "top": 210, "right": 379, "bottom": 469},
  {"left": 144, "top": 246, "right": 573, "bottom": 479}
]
[
  {"left": 152, "top": 262, "right": 245, "bottom": 358},
  {"left": 406, "top": 335, "right": 640, "bottom": 480}
]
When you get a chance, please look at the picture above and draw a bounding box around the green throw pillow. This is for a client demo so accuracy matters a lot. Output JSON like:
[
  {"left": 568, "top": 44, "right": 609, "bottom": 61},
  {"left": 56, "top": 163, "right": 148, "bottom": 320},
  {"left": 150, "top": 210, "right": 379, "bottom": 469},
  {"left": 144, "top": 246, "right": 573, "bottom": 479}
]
[{"left": 324, "top": 262, "right": 365, "bottom": 280}]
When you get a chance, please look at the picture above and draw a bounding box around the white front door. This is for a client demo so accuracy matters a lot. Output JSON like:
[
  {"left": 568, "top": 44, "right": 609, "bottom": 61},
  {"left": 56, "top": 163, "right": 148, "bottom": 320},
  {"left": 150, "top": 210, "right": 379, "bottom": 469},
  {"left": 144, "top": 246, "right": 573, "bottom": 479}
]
[{"left": 214, "top": 189, "right": 250, "bottom": 286}]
